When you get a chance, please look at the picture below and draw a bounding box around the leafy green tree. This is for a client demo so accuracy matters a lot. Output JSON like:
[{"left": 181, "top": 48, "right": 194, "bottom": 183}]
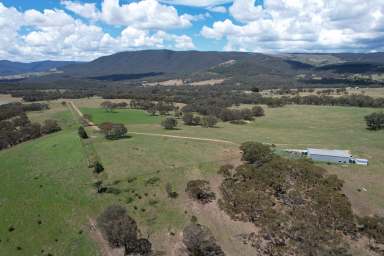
[
  {"left": 161, "top": 117, "right": 177, "bottom": 129},
  {"left": 201, "top": 115, "right": 218, "bottom": 128},
  {"left": 365, "top": 112, "right": 384, "bottom": 130},
  {"left": 240, "top": 142, "right": 273, "bottom": 164},
  {"left": 100, "top": 123, "right": 127, "bottom": 140}
]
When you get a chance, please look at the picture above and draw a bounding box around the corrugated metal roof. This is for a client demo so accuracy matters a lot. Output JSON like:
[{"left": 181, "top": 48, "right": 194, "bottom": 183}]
[{"left": 307, "top": 148, "right": 351, "bottom": 158}]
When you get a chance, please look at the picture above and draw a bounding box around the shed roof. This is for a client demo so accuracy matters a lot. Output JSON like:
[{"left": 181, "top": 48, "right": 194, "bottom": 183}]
[{"left": 307, "top": 148, "right": 351, "bottom": 158}]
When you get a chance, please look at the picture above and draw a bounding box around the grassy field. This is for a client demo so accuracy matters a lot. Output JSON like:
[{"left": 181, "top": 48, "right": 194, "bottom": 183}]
[
  {"left": 81, "top": 107, "right": 162, "bottom": 125},
  {"left": 1, "top": 99, "right": 383, "bottom": 255},
  {"left": 0, "top": 129, "right": 102, "bottom": 256},
  {"left": 84, "top": 104, "right": 384, "bottom": 216}
]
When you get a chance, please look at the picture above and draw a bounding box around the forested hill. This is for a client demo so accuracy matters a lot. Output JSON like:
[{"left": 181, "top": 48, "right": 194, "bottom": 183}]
[
  {"left": 60, "top": 50, "right": 265, "bottom": 76},
  {"left": 0, "top": 60, "right": 77, "bottom": 76}
]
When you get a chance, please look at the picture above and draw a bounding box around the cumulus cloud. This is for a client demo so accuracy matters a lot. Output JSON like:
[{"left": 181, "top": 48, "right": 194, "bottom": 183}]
[
  {"left": 0, "top": 2, "right": 195, "bottom": 61},
  {"left": 202, "top": 0, "right": 384, "bottom": 52},
  {"left": 159, "top": 0, "right": 232, "bottom": 7},
  {"left": 62, "top": 1, "right": 100, "bottom": 21},
  {"left": 207, "top": 5, "right": 227, "bottom": 13},
  {"left": 62, "top": 0, "right": 192, "bottom": 29}
]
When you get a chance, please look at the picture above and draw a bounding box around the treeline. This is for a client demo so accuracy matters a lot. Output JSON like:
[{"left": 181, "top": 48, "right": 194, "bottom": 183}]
[
  {"left": 0, "top": 103, "right": 60, "bottom": 151},
  {"left": 2, "top": 84, "right": 384, "bottom": 109}
]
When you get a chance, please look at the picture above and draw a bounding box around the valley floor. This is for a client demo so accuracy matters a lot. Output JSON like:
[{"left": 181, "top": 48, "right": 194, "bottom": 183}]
[{"left": 0, "top": 97, "right": 383, "bottom": 255}]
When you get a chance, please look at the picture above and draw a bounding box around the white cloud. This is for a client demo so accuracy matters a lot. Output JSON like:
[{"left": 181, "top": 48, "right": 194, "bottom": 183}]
[
  {"left": 62, "top": 0, "right": 192, "bottom": 30},
  {"left": 202, "top": 0, "right": 384, "bottom": 52},
  {"left": 62, "top": 1, "right": 100, "bottom": 21},
  {"left": 0, "top": 3, "right": 195, "bottom": 61},
  {"left": 207, "top": 6, "right": 227, "bottom": 13},
  {"left": 159, "top": 0, "right": 232, "bottom": 7}
]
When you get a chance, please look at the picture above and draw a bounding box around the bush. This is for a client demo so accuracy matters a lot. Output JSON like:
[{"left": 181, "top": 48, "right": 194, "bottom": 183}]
[
  {"left": 365, "top": 112, "right": 384, "bottom": 130},
  {"left": 166, "top": 183, "right": 179, "bottom": 198},
  {"left": 183, "top": 223, "right": 225, "bottom": 256},
  {"left": 97, "top": 205, "right": 138, "bottom": 248},
  {"left": 97, "top": 205, "right": 153, "bottom": 255},
  {"left": 201, "top": 115, "right": 218, "bottom": 128},
  {"left": 161, "top": 117, "right": 178, "bottom": 129},
  {"left": 78, "top": 126, "right": 88, "bottom": 139},
  {"left": 100, "top": 123, "right": 127, "bottom": 140},
  {"left": 94, "top": 161, "right": 104, "bottom": 174},
  {"left": 252, "top": 106, "right": 265, "bottom": 117},
  {"left": 186, "top": 180, "right": 215, "bottom": 204},
  {"left": 240, "top": 142, "right": 273, "bottom": 164},
  {"left": 182, "top": 112, "right": 201, "bottom": 126}
]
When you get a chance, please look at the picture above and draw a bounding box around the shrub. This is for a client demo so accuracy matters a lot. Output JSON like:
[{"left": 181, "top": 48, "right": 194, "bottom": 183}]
[
  {"left": 78, "top": 126, "right": 88, "bottom": 139},
  {"left": 183, "top": 223, "right": 225, "bottom": 256},
  {"left": 97, "top": 205, "right": 138, "bottom": 248},
  {"left": 240, "top": 142, "right": 273, "bottom": 164},
  {"left": 186, "top": 180, "right": 215, "bottom": 204},
  {"left": 166, "top": 183, "right": 179, "bottom": 198},
  {"left": 161, "top": 117, "right": 177, "bottom": 129},
  {"left": 94, "top": 161, "right": 104, "bottom": 174},
  {"left": 100, "top": 123, "right": 127, "bottom": 140},
  {"left": 365, "top": 112, "right": 384, "bottom": 130},
  {"left": 252, "top": 106, "right": 265, "bottom": 117},
  {"left": 201, "top": 115, "right": 218, "bottom": 128}
]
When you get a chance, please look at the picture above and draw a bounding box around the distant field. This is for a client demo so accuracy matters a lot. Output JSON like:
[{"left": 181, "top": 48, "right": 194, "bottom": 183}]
[
  {"left": 261, "top": 87, "right": 384, "bottom": 98},
  {"left": 81, "top": 108, "right": 162, "bottom": 125}
]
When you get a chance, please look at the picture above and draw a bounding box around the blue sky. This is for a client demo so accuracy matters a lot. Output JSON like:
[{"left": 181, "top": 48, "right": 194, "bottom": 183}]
[{"left": 0, "top": 0, "right": 383, "bottom": 61}]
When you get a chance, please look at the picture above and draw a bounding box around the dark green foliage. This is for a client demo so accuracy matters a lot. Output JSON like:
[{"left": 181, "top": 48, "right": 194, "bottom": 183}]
[
  {"left": 100, "top": 123, "right": 127, "bottom": 140},
  {"left": 182, "top": 112, "right": 201, "bottom": 126},
  {"left": 161, "top": 117, "right": 178, "bottom": 129},
  {"left": 365, "top": 112, "right": 384, "bottom": 130},
  {"left": 252, "top": 106, "right": 265, "bottom": 117},
  {"left": 240, "top": 142, "right": 273, "bottom": 164},
  {"left": 78, "top": 126, "right": 88, "bottom": 139},
  {"left": 94, "top": 161, "right": 104, "bottom": 174},
  {"left": 219, "top": 147, "right": 359, "bottom": 256},
  {"left": 186, "top": 180, "right": 215, "bottom": 204},
  {"left": 145, "top": 177, "right": 160, "bottom": 186},
  {"left": 183, "top": 223, "right": 225, "bottom": 256},
  {"left": 201, "top": 115, "right": 218, "bottom": 128},
  {"left": 165, "top": 183, "right": 178, "bottom": 198}
]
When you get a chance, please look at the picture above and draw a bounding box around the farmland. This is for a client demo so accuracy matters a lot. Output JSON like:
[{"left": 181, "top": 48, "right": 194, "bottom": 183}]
[{"left": 1, "top": 97, "right": 383, "bottom": 255}]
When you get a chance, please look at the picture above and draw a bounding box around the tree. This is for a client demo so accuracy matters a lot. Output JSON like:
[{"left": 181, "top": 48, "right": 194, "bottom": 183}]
[
  {"left": 97, "top": 205, "right": 138, "bottom": 248},
  {"left": 252, "top": 106, "right": 265, "bottom": 117},
  {"left": 100, "top": 123, "right": 127, "bottom": 140},
  {"left": 183, "top": 113, "right": 194, "bottom": 125},
  {"left": 240, "top": 142, "right": 273, "bottom": 164},
  {"left": 161, "top": 117, "right": 177, "bottom": 130},
  {"left": 94, "top": 161, "right": 104, "bottom": 174},
  {"left": 100, "top": 101, "right": 114, "bottom": 112},
  {"left": 78, "top": 126, "right": 88, "bottom": 139},
  {"left": 97, "top": 205, "right": 152, "bottom": 256},
  {"left": 365, "top": 112, "right": 384, "bottom": 130},
  {"left": 201, "top": 116, "right": 218, "bottom": 128}
]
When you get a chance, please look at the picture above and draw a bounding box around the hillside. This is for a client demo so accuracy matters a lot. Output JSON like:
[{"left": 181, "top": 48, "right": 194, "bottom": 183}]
[
  {"left": 0, "top": 60, "right": 77, "bottom": 76},
  {"left": 61, "top": 50, "right": 258, "bottom": 77}
]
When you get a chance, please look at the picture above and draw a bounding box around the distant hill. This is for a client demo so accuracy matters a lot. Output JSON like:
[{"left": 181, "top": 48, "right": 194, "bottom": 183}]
[
  {"left": 61, "top": 50, "right": 286, "bottom": 77},
  {"left": 0, "top": 60, "right": 77, "bottom": 76}
]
